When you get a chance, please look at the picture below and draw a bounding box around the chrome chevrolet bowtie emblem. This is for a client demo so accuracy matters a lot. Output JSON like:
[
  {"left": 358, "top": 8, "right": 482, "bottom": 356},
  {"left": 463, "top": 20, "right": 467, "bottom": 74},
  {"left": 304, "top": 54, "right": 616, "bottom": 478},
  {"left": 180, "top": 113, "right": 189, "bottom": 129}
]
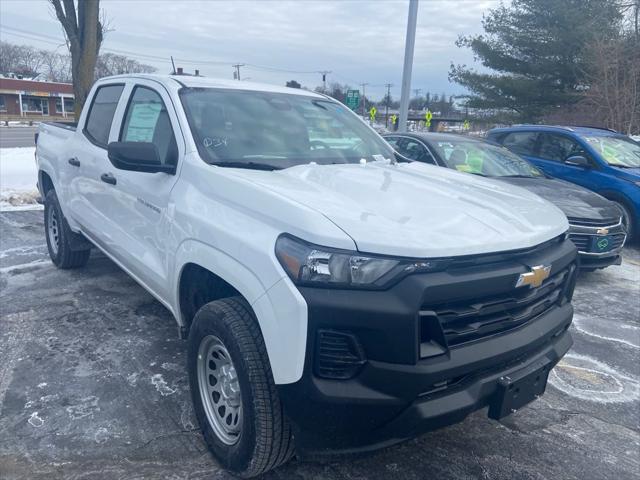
[
  {"left": 516, "top": 265, "right": 551, "bottom": 289},
  {"left": 596, "top": 227, "right": 609, "bottom": 235}
]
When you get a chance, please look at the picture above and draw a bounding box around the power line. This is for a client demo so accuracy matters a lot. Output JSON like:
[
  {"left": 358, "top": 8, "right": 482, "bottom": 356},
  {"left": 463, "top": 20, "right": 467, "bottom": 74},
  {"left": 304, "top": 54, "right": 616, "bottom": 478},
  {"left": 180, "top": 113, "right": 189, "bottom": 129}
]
[
  {"left": 232, "top": 63, "right": 244, "bottom": 80},
  {"left": 318, "top": 70, "right": 331, "bottom": 92}
]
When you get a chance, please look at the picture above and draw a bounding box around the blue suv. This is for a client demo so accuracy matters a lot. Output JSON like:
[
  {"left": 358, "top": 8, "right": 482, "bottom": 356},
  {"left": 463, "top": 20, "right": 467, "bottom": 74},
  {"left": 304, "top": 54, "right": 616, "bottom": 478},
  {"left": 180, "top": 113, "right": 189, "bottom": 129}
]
[{"left": 487, "top": 126, "right": 640, "bottom": 238}]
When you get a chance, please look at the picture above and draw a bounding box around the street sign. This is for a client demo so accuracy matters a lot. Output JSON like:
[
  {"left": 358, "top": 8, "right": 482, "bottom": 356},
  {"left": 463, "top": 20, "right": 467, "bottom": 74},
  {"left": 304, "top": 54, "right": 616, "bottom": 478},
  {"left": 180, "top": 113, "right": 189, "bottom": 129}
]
[
  {"left": 390, "top": 114, "right": 398, "bottom": 125},
  {"left": 425, "top": 109, "right": 432, "bottom": 128},
  {"left": 369, "top": 106, "right": 377, "bottom": 122},
  {"left": 346, "top": 90, "right": 360, "bottom": 110},
  {"left": 463, "top": 119, "right": 470, "bottom": 130}
]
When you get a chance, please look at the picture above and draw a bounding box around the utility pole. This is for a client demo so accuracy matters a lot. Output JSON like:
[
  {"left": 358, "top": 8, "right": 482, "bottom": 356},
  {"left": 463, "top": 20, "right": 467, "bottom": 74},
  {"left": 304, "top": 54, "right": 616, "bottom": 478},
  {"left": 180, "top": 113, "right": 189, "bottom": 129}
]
[
  {"left": 319, "top": 70, "right": 332, "bottom": 92},
  {"left": 233, "top": 63, "right": 244, "bottom": 80},
  {"left": 360, "top": 82, "right": 369, "bottom": 119},
  {"left": 384, "top": 83, "right": 393, "bottom": 128},
  {"left": 398, "top": 0, "right": 419, "bottom": 132}
]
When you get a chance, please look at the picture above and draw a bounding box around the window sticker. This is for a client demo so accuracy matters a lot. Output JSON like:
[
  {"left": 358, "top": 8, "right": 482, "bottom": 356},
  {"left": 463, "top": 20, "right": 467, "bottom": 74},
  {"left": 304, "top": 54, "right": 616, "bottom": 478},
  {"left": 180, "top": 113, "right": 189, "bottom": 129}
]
[{"left": 124, "top": 102, "right": 162, "bottom": 142}]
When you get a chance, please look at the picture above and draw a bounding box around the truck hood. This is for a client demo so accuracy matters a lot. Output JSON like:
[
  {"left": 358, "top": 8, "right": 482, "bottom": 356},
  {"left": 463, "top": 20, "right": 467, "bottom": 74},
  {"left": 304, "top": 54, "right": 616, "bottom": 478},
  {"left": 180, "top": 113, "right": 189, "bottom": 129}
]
[
  {"left": 229, "top": 161, "right": 568, "bottom": 258},
  {"left": 495, "top": 177, "right": 621, "bottom": 222}
]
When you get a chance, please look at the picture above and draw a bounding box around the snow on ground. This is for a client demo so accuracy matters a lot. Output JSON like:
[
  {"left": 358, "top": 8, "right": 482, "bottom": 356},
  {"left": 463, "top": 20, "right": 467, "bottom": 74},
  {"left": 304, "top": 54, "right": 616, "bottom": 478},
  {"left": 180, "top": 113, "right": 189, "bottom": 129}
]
[{"left": 0, "top": 147, "right": 40, "bottom": 211}]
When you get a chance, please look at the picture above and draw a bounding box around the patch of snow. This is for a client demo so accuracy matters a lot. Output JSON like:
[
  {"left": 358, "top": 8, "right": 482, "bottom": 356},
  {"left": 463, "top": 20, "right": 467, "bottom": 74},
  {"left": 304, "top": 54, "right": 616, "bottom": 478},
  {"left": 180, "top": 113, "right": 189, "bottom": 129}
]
[
  {"left": 66, "top": 395, "right": 100, "bottom": 419},
  {"left": 0, "top": 147, "right": 39, "bottom": 210},
  {"left": 28, "top": 411, "right": 44, "bottom": 427},
  {"left": 151, "top": 373, "right": 177, "bottom": 396}
]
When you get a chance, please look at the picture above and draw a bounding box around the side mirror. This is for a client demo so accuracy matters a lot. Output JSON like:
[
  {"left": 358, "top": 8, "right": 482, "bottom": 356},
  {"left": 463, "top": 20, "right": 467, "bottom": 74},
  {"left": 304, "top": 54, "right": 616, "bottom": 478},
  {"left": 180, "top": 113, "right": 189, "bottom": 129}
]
[
  {"left": 107, "top": 142, "right": 175, "bottom": 174},
  {"left": 565, "top": 155, "right": 590, "bottom": 168}
]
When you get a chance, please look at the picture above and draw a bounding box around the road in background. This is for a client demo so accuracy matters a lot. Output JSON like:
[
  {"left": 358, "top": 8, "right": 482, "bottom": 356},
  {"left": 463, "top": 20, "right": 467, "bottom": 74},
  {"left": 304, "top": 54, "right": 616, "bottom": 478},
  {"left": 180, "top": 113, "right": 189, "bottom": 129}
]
[
  {"left": 1, "top": 210, "right": 639, "bottom": 480},
  {"left": 0, "top": 127, "right": 38, "bottom": 148}
]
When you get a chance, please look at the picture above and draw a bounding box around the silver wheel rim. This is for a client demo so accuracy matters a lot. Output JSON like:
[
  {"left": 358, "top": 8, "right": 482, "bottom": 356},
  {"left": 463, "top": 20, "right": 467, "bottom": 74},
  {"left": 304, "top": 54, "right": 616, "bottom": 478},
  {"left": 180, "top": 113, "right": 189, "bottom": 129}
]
[
  {"left": 47, "top": 206, "right": 59, "bottom": 256},
  {"left": 197, "top": 335, "right": 242, "bottom": 445}
]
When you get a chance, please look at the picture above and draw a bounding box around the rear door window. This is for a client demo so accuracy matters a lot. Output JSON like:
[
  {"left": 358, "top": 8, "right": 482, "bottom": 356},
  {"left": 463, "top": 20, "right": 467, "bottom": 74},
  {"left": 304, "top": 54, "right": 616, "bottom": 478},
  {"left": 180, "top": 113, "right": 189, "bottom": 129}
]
[
  {"left": 120, "top": 86, "right": 178, "bottom": 166},
  {"left": 501, "top": 131, "right": 538, "bottom": 156},
  {"left": 84, "top": 84, "right": 125, "bottom": 147}
]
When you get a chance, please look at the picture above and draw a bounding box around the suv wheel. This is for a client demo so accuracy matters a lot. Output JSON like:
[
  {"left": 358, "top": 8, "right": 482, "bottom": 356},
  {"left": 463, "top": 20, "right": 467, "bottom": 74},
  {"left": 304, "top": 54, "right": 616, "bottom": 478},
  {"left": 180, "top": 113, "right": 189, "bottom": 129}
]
[
  {"left": 188, "top": 297, "right": 294, "bottom": 477},
  {"left": 44, "top": 189, "right": 91, "bottom": 269}
]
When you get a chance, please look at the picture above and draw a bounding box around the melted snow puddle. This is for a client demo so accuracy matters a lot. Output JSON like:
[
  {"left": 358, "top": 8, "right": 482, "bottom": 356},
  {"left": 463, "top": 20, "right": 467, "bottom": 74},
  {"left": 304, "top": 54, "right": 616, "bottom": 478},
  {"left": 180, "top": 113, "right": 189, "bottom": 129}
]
[{"left": 549, "top": 353, "right": 639, "bottom": 403}]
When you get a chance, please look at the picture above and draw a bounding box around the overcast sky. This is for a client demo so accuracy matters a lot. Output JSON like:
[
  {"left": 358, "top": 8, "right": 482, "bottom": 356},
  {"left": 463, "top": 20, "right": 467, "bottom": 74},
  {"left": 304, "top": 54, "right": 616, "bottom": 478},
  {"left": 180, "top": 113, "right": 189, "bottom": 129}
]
[{"left": 0, "top": 0, "right": 497, "bottom": 100}]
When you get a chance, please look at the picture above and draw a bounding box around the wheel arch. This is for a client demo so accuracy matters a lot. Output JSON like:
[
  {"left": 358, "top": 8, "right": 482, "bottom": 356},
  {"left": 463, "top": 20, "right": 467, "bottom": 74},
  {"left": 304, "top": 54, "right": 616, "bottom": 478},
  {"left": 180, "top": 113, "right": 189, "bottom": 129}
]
[{"left": 173, "top": 239, "right": 307, "bottom": 384}]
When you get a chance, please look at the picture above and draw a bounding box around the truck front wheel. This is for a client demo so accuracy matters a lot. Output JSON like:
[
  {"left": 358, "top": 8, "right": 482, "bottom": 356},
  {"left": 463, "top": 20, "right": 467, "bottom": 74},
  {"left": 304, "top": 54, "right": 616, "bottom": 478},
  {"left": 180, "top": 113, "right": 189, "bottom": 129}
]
[
  {"left": 44, "top": 189, "right": 91, "bottom": 269},
  {"left": 187, "top": 297, "right": 294, "bottom": 477}
]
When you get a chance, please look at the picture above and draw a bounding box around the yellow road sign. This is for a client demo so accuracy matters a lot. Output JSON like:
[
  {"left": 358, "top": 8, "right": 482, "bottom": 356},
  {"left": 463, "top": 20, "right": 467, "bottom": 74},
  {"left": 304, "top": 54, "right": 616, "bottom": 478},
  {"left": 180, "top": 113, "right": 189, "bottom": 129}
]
[
  {"left": 425, "top": 110, "right": 433, "bottom": 122},
  {"left": 390, "top": 114, "right": 398, "bottom": 125},
  {"left": 369, "top": 106, "right": 377, "bottom": 121},
  {"left": 463, "top": 119, "right": 470, "bottom": 130}
]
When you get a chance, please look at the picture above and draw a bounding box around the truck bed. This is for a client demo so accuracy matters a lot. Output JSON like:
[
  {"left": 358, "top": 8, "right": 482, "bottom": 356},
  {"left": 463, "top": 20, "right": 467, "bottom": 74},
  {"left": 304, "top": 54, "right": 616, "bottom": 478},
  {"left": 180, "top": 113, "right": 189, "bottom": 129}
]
[{"left": 43, "top": 121, "right": 77, "bottom": 131}]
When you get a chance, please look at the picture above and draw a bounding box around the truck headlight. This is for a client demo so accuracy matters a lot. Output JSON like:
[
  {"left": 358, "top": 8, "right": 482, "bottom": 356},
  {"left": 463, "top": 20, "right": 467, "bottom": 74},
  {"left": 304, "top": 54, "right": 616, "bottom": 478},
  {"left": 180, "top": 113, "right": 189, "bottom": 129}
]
[{"left": 275, "top": 235, "right": 449, "bottom": 289}]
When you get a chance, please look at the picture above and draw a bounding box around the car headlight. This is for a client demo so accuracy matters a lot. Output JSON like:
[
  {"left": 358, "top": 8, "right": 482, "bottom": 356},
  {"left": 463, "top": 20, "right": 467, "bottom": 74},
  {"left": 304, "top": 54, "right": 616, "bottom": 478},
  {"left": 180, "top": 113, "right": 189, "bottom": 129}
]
[{"left": 275, "top": 235, "right": 449, "bottom": 289}]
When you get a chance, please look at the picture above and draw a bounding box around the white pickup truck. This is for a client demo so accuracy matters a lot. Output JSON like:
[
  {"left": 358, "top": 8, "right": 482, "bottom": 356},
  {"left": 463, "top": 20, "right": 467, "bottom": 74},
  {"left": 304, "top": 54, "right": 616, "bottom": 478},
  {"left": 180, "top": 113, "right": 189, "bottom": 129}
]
[{"left": 36, "top": 74, "right": 578, "bottom": 477}]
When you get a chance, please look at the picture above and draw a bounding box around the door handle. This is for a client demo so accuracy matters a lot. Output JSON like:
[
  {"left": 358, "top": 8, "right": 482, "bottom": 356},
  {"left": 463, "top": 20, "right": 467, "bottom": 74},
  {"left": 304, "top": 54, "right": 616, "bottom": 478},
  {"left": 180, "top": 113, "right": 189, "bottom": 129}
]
[
  {"left": 68, "top": 157, "right": 80, "bottom": 167},
  {"left": 100, "top": 173, "right": 117, "bottom": 185}
]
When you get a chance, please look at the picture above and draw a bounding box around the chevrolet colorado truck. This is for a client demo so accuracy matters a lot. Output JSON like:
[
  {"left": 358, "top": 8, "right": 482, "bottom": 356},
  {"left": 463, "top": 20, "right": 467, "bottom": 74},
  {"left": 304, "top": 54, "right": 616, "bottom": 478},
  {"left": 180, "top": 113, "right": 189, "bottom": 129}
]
[{"left": 36, "top": 74, "right": 578, "bottom": 477}]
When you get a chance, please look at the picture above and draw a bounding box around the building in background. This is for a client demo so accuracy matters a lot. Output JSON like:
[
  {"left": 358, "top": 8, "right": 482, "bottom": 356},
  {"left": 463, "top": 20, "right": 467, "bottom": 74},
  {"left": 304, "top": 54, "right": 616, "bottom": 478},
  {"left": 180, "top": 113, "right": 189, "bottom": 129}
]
[{"left": 0, "top": 77, "right": 74, "bottom": 119}]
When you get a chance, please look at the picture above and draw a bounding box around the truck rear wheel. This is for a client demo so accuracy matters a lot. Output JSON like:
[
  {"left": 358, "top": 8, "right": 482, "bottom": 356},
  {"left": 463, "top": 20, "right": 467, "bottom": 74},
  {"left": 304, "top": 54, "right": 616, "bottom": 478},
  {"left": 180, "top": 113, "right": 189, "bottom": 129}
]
[
  {"left": 44, "top": 189, "right": 91, "bottom": 269},
  {"left": 187, "top": 297, "right": 294, "bottom": 478}
]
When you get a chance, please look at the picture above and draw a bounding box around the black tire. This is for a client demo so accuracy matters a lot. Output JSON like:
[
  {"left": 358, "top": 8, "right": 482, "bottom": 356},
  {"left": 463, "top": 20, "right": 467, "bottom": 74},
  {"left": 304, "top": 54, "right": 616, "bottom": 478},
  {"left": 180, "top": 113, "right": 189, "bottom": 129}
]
[
  {"left": 188, "top": 297, "right": 294, "bottom": 478},
  {"left": 44, "top": 189, "right": 91, "bottom": 269},
  {"left": 613, "top": 200, "right": 635, "bottom": 240}
]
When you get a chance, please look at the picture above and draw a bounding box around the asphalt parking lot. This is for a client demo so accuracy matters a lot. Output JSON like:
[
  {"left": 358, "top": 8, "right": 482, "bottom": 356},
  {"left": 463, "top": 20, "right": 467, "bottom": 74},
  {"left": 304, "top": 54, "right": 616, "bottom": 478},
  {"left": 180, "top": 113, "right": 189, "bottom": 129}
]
[{"left": 1, "top": 210, "right": 639, "bottom": 480}]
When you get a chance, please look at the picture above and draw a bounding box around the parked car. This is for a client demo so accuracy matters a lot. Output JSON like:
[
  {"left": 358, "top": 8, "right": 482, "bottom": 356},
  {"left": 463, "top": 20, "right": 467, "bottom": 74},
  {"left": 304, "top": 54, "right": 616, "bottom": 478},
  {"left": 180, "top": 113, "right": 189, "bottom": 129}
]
[
  {"left": 36, "top": 74, "right": 577, "bottom": 477},
  {"left": 384, "top": 132, "right": 627, "bottom": 271},
  {"left": 485, "top": 126, "right": 639, "bottom": 239}
]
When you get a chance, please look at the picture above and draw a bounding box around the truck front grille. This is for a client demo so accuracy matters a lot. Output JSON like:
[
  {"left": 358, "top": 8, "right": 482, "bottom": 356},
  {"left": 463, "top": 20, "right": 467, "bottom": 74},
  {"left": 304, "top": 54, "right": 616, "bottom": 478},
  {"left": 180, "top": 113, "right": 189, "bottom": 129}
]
[
  {"left": 422, "top": 265, "right": 574, "bottom": 347},
  {"left": 569, "top": 232, "right": 626, "bottom": 252}
]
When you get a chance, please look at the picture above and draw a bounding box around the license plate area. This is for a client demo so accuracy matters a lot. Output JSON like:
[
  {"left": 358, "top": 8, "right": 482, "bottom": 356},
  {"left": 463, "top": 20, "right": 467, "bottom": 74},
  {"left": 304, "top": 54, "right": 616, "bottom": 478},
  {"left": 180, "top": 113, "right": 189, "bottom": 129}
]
[
  {"left": 488, "top": 358, "right": 551, "bottom": 420},
  {"left": 590, "top": 234, "right": 613, "bottom": 253}
]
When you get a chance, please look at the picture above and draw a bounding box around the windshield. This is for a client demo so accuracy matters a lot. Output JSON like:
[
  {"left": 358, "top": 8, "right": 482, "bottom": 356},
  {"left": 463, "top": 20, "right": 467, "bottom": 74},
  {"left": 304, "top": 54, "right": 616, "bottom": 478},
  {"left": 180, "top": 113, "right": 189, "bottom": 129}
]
[
  {"left": 430, "top": 139, "right": 544, "bottom": 178},
  {"left": 179, "top": 88, "right": 394, "bottom": 169},
  {"left": 583, "top": 135, "right": 640, "bottom": 168}
]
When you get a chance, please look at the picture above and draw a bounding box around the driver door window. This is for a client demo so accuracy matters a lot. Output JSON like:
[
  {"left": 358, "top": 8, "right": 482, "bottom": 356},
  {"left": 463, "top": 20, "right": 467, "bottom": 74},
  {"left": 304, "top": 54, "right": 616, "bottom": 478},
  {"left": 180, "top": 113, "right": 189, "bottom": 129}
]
[
  {"left": 120, "top": 86, "right": 178, "bottom": 166},
  {"left": 537, "top": 133, "right": 585, "bottom": 163},
  {"left": 395, "top": 138, "right": 436, "bottom": 164}
]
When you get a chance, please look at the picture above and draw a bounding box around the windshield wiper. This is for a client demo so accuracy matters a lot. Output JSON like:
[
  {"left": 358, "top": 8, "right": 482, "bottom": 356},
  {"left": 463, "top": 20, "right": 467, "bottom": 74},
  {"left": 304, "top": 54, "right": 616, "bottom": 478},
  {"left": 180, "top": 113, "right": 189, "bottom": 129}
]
[
  {"left": 499, "top": 174, "right": 535, "bottom": 178},
  {"left": 210, "top": 161, "right": 283, "bottom": 171}
]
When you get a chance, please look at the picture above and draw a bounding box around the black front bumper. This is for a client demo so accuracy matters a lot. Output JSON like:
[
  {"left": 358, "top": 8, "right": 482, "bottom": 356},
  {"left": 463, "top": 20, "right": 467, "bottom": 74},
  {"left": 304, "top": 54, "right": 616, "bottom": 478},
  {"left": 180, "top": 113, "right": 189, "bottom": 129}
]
[
  {"left": 278, "top": 238, "right": 578, "bottom": 455},
  {"left": 568, "top": 222, "right": 627, "bottom": 270}
]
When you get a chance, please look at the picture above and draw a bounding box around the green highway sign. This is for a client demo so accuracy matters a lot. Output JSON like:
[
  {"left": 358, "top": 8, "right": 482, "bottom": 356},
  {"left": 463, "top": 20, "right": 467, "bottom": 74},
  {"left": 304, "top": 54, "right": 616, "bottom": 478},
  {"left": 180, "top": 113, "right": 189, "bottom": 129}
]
[{"left": 346, "top": 90, "right": 360, "bottom": 110}]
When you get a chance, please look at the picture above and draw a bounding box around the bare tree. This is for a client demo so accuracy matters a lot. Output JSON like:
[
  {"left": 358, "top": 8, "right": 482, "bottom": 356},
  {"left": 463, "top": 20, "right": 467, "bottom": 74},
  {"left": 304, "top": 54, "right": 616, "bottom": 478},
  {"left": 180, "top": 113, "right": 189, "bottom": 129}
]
[
  {"left": 0, "top": 41, "right": 45, "bottom": 77},
  {"left": 95, "top": 53, "right": 155, "bottom": 79},
  {"left": 50, "top": 0, "right": 103, "bottom": 116},
  {"left": 39, "top": 49, "right": 72, "bottom": 83},
  {"left": 582, "top": 36, "right": 640, "bottom": 134}
]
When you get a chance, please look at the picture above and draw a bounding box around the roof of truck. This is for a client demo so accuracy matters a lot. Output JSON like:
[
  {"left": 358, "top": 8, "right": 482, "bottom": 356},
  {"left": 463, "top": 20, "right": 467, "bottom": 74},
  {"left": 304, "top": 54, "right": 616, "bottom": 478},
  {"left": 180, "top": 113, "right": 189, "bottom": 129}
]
[{"left": 100, "top": 73, "right": 326, "bottom": 98}]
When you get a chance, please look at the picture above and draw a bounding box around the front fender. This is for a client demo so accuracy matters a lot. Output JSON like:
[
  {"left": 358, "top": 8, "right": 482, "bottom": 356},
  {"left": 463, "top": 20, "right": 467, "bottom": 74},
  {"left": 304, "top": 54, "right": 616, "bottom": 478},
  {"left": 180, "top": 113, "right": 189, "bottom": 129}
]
[{"left": 173, "top": 239, "right": 308, "bottom": 385}]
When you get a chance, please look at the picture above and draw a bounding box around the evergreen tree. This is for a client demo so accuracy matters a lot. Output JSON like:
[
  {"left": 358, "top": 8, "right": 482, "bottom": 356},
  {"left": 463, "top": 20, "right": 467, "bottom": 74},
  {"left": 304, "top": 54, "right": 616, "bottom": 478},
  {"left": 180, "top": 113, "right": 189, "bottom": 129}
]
[{"left": 449, "top": 0, "right": 623, "bottom": 121}]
